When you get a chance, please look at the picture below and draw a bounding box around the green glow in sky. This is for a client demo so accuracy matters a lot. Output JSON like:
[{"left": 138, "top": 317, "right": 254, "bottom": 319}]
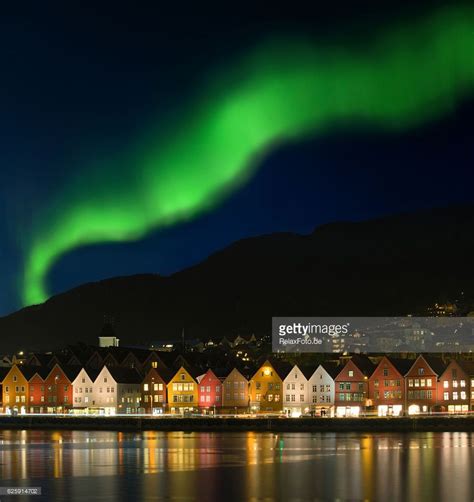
[{"left": 23, "top": 6, "right": 474, "bottom": 305}]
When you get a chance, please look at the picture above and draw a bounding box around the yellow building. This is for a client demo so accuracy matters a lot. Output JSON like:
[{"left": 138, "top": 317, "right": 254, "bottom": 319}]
[
  {"left": 249, "top": 360, "right": 285, "bottom": 413},
  {"left": 167, "top": 366, "right": 199, "bottom": 414}
]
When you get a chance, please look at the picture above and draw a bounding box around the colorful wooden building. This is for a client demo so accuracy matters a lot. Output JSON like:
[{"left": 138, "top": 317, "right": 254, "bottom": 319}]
[
  {"left": 335, "top": 355, "right": 375, "bottom": 417},
  {"left": 405, "top": 355, "right": 446, "bottom": 414},
  {"left": 197, "top": 369, "right": 223, "bottom": 414},
  {"left": 369, "top": 356, "right": 412, "bottom": 416},
  {"left": 167, "top": 366, "right": 199, "bottom": 414},
  {"left": 249, "top": 360, "right": 287, "bottom": 413},
  {"left": 222, "top": 368, "right": 249, "bottom": 413}
]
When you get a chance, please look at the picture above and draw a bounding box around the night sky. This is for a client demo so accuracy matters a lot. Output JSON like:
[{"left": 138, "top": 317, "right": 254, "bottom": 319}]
[{"left": 1, "top": 1, "right": 474, "bottom": 315}]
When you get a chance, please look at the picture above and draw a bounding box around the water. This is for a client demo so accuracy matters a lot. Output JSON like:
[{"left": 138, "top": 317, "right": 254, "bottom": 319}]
[{"left": 0, "top": 430, "right": 472, "bottom": 501}]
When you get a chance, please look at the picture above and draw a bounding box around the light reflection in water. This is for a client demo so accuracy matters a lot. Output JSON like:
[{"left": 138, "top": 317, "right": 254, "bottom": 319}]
[{"left": 0, "top": 431, "right": 473, "bottom": 500}]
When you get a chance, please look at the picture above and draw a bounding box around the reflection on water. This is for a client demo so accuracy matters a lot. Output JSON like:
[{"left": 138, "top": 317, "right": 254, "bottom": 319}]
[{"left": 0, "top": 430, "right": 473, "bottom": 501}]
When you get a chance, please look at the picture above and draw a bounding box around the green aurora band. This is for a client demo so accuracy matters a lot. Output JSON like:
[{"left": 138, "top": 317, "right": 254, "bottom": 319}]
[{"left": 23, "top": 6, "right": 474, "bottom": 306}]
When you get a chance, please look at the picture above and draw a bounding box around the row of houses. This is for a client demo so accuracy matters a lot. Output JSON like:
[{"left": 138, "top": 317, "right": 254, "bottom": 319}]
[{"left": 2, "top": 353, "right": 474, "bottom": 416}]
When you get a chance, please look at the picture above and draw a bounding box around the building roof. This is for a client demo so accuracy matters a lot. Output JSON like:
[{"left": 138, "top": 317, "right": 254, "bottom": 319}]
[
  {"left": 349, "top": 354, "right": 376, "bottom": 377},
  {"left": 0, "top": 366, "right": 11, "bottom": 381},
  {"left": 385, "top": 356, "right": 415, "bottom": 376},
  {"left": 451, "top": 359, "right": 474, "bottom": 376},
  {"left": 106, "top": 367, "right": 143, "bottom": 384},
  {"left": 421, "top": 355, "right": 448, "bottom": 376},
  {"left": 18, "top": 365, "right": 41, "bottom": 380},
  {"left": 320, "top": 361, "right": 342, "bottom": 379}
]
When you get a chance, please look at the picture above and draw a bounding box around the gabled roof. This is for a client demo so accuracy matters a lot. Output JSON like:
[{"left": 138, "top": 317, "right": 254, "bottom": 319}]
[
  {"left": 349, "top": 354, "right": 376, "bottom": 377},
  {"left": 83, "top": 367, "right": 101, "bottom": 382},
  {"left": 457, "top": 359, "right": 474, "bottom": 376},
  {"left": 17, "top": 365, "right": 41, "bottom": 380},
  {"left": 320, "top": 361, "right": 342, "bottom": 379},
  {"left": 31, "top": 366, "right": 52, "bottom": 380},
  {"left": 144, "top": 366, "right": 174, "bottom": 384},
  {"left": 384, "top": 356, "right": 414, "bottom": 376},
  {"left": 0, "top": 367, "right": 11, "bottom": 381},
  {"left": 106, "top": 367, "right": 143, "bottom": 384},
  {"left": 28, "top": 353, "right": 54, "bottom": 366},
  {"left": 58, "top": 365, "right": 82, "bottom": 382},
  {"left": 421, "top": 355, "right": 447, "bottom": 376}
]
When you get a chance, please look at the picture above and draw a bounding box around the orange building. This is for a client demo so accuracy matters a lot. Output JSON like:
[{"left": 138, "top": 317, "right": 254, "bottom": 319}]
[
  {"left": 222, "top": 368, "right": 249, "bottom": 413},
  {"left": 167, "top": 366, "right": 199, "bottom": 414},
  {"left": 249, "top": 360, "right": 285, "bottom": 413},
  {"left": 2, "top": 365, "right": 37, "bottom": 414}
]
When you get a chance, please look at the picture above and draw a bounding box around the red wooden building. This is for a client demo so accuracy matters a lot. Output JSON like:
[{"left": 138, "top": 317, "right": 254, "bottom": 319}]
[
  {"left": 43, "top": 365, "right": 81, "bottom": 412},
  {"left": 335, "top": 355, "right": 375, "bottom": 417},
  {"left": 405, "top": 355, "right": 446, "bottom": 414},
  {"left": 28, "top": 367, "right": 50, "bottom": 413},
  {"left": 369, "top": 356, "right": 413, "bottom": 416},
  {"left": 197, "top": 369, "right": 223, "bottom": 414},
  {"left": 437, "top": 359, "right": 473, "bottom": 413}
]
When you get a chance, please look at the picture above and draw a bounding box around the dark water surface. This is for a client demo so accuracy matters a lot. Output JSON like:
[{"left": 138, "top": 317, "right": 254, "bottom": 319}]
[{"left": 0, "top": 430, "right": 472, "bottom": 501}]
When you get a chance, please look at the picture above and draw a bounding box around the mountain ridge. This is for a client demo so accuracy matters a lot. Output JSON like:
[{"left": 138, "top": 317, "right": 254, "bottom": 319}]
[{"left": 2, "top": 204, "right": 473, "bottom": 353}]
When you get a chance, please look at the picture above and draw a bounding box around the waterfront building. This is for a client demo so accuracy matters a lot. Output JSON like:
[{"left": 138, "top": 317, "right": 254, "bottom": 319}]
[
  {"left": 249, "top": 360, "right": 288, "bottom": 413},
  {"left": 42, "top": 364, "right": 80, "bottom": 413},
  {"left": 369, "top": 356, "right": 412, "bottom": 416},
  {"left": 437, "top": 359, "right": 472, "bottom": 413},
  {"left": 282, "top": 365, "right": 311, "bottom": 417},
  {"left": 307, "top": 362, "right": 340, "bottom": 417},
  {"left": 197, "top": 369, "right": 224, "bottom": 414},
  {"left": 28, "top": 367, "right": 50, "bottom": 413},
  {"left": 1, "top": 365, "right": 37, "bottom": 415},
  {"left": 72, "top": 367, "right": 100, "bottom": 412},
  {"left": 405, "top": 355, "right": 446, "bottom": 414},
  {"left": 221, "top": 368, "right": 249, "bottom": 413},
  {"left": 335, "top": 355, "right": 375, "bottom": 417},
  {"left": 141, "top": 367, "right": 170, "bottom": 414},
  {"left": 91, "top": 366, "right": 142, "bottom": 415},
  {"left": 167, "top": 366, "right": 199, "bottom": 414}
]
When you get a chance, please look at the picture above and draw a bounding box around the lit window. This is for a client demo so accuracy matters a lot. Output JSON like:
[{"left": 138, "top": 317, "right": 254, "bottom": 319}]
[
  {"left": 348, "top": 370, "right": 354, "bottom": 377},
  {"left": 444, "top": 392, "right": 449, "bottom": 400},
  {"left": 443, "top": 381, "right": 449, "bottom": 388},
  {"left": 144, "top": 384, "right": 149, "bottom": 391}
]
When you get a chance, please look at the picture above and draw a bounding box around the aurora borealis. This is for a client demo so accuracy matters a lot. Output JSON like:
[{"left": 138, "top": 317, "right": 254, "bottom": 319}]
[{"left": 20, "top": 5, "right": 474, "bottom": 307}]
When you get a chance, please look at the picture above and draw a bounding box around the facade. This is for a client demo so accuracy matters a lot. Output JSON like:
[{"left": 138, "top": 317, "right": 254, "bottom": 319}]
[
  {"left": 141, "top": 368, "right": 168, "bottom": 414},
  {"left": 283, "top": 365, "right": 310, "bottom": 417},
  {"left": 197, "top": 369, "right": 223, "bottom": 414},
  {"left": 41, "top": 364, "right": 79, "bottom": 413},
  {"left": 308, "top": 363, "right": 339, "bottom": 417},
  {"left": 2, "top": 365, "right": 36, "bottom": 414},
  {"left": 369, "top": 357, "right": 412, "bottom": 416},
  {"left": 335, "top": 355, "right": 375, "bottom": 417},
  {"left": 28, "top": 367, "right": 50, "bottom": 413},
  {"left": 167, "top": 366, "right": 199, "bottom": 414},
  {"left": 222, "top": 368, "right": 249, "bottom": 413},
  {"left": 72, "top": 367, "right": 100, "bottom": 411},
  {"left": 405, "top": 355, "right": 445, "bottom": 414},
  {"left": 91, "top": 366, "right": 142, "bottom": 415},
  {"left": 249, "top": 360, "right": 284, "bottom": 413},
  {"left": 437, "top": 359, "right": 471, "bottom": 413}
]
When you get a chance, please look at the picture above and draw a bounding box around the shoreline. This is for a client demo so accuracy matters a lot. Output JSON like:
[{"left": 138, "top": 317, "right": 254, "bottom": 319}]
[{"left": 1, "top": 416, "right": 474, "bottom": 432}]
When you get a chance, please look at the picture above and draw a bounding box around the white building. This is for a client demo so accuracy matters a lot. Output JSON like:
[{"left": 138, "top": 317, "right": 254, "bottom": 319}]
[
  {"left": 283, "top": 365, "right": 310, "bottom": 417},
  {"left": 83, "top": 366, "right": 142, "bottom": 415},
  {"left": 72, "top": 368, "right": 100, "bottom": 412},
  {"left": 307, "top": 363, "right": 339, "bottom": 417}
]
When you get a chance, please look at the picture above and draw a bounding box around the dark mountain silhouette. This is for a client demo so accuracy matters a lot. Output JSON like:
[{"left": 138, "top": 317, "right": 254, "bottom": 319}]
[{"left": 1, "top": 205, "right": 473, "bottom": 353}]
